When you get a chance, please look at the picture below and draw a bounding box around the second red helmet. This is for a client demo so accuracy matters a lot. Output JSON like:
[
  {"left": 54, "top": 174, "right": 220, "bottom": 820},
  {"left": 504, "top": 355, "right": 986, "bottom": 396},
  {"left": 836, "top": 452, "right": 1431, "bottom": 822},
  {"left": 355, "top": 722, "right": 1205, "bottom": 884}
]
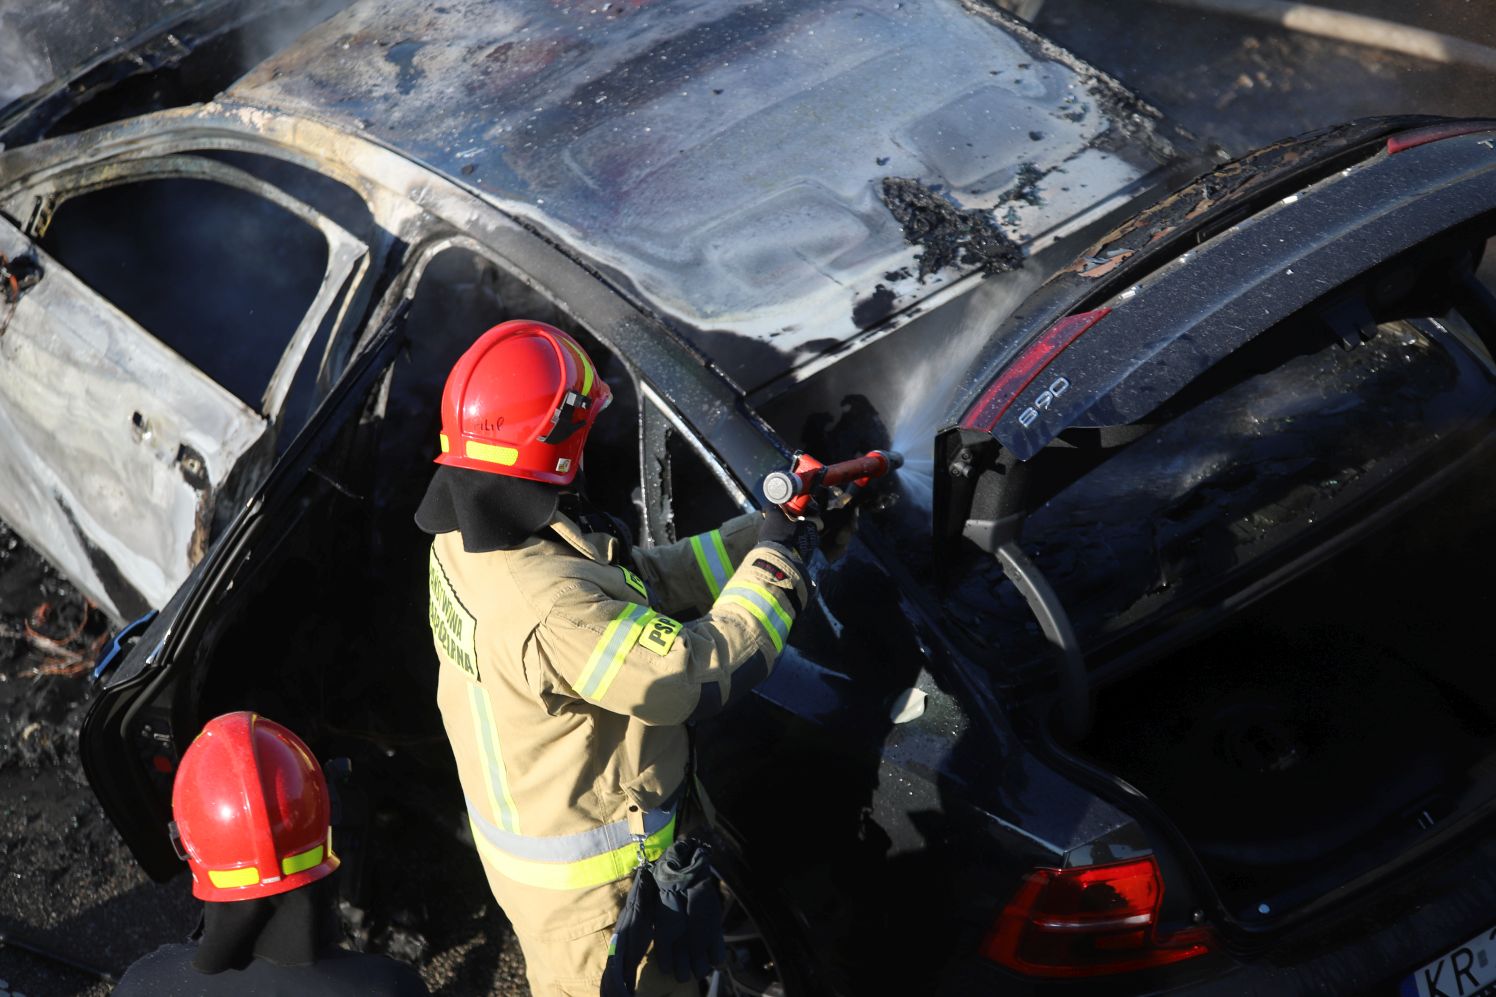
[
  {"left": 435, "top": 320, "right": 612, "bottom": 485},
  {"left": 171, "top": 712, "right": 339, "bottom": 902}
]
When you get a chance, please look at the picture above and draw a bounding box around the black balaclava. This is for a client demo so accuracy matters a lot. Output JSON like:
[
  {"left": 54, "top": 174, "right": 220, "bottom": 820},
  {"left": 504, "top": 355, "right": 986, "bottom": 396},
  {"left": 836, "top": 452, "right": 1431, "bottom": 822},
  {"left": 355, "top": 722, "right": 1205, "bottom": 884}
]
[
  {"left": 192, "top": 876, "right": 340, "bottom": 973},
  {"left": 414, "top": 464, "right": 561, "bottom": 551}
]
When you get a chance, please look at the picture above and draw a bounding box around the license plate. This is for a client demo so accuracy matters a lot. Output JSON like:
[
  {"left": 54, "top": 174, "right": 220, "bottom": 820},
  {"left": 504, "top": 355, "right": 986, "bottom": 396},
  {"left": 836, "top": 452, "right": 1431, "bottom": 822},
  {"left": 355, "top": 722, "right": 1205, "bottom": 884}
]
[{"left": 1402, "top": 924, "right": 1496, "bottom": 997}]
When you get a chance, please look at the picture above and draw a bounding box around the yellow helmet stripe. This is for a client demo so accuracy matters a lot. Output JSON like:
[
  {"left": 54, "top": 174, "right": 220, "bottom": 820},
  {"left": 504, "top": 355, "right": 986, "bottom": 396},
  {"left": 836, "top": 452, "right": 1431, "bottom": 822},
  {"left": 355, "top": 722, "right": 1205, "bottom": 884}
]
[
  {"left": 281, "top": 843, "right": 326, "bottom": 876},
  {"left": 207, "top": 865, "right": 261, "bottom": 889},
  {"left": 466, "top": 441, "right": 519, "bottom": 466},
  {"left": 559, "top": 336, "right": 595, "bottom": 396}
]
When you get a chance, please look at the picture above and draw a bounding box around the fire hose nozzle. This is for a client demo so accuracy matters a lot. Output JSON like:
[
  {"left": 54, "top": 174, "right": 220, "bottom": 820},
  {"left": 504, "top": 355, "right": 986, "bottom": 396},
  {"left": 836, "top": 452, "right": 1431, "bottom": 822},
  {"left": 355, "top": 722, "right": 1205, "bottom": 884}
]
[
  {"left": 761, "top": 470, "right": 803, "bottom": 506},
  {"left": 762, "top": 449, "right": 905, "bottom": 516}
]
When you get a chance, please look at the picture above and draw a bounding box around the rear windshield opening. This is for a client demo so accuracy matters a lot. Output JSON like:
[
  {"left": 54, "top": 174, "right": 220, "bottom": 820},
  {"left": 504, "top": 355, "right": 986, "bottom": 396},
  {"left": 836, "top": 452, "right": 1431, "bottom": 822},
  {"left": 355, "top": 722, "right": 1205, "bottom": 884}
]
[{"left": 41, "top": 177, "right": 328, "bottom": 409}]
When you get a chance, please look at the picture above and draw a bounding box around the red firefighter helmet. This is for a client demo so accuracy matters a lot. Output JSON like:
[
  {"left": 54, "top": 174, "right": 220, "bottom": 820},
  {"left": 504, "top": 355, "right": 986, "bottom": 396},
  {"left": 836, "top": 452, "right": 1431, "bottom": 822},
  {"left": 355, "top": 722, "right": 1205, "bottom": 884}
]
[
  {"left": 171, "top": 712, "right": 339, "bottom": 902},
  {"left": 435, "top": 320, "right": 612, "bottom": 485}
]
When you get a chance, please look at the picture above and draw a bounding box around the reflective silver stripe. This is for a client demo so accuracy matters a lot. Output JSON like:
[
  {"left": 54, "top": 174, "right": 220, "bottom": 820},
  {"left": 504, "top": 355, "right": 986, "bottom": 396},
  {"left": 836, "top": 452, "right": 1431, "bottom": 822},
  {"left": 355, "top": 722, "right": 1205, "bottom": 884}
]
[
  {"left": 721, "top": 583, "right": 791, "bottom": 646},
  {"left": 470, "top": 685, "right": 520, "bottom": 833},
  {"left": 579, "top": 603, "right": 653, "bottom": 699},
  {"left": 691, "top": 530, "right": 732, "bottom": 599},
  {"left": 464, "top": 795, "right": 677, "bottom": 863}
]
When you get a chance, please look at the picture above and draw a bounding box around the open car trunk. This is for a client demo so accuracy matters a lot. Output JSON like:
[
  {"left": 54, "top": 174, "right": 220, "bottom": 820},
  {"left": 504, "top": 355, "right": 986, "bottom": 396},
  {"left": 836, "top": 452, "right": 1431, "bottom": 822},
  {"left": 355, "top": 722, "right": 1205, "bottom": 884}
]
[
  {"left": 939, "top": 306, "right": 1496, "bottom": 910},
  {"left": 949, "top": 302, "right": 1496, "bottom": 927},
  {"left": 925, "top": 118, "right": 1496, "bottom": 926},
  {"left": 944, "top": 307, "right": 1496, "bottom": 921}
]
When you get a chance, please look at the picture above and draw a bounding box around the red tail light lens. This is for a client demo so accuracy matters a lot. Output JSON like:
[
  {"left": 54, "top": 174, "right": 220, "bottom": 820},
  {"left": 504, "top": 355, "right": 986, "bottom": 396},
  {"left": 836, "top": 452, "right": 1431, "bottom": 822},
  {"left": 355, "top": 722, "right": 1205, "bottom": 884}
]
[
  {"left": 1386, "top": 120, "right": 1496, "bottom": 154},
  {"left": 960, "top": 308, "right": 1110, "bottom": 433},
  {"left": 979, "top": 856, "right": 1212, "bottom": 978}
]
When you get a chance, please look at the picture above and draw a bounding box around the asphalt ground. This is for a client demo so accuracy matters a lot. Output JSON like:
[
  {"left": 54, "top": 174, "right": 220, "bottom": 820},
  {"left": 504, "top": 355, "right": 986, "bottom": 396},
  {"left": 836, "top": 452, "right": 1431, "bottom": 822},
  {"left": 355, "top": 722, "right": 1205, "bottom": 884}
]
[{"left": 2, "top": 1, "right": 1496, "bottom": 994}]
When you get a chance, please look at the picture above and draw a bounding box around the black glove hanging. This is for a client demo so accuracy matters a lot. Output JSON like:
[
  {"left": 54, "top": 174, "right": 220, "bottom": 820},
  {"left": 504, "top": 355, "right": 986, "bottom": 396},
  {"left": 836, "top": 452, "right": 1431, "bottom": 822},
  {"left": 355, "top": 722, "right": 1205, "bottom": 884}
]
[
  {"left": 650, "top": 838, "right": 727, "bottom": 983},
  {"left": 600, "top": 836, "right": 728, "bottom": 994},
  {"left": 601, "top": 860, "right": 658, "bottom": 997}
]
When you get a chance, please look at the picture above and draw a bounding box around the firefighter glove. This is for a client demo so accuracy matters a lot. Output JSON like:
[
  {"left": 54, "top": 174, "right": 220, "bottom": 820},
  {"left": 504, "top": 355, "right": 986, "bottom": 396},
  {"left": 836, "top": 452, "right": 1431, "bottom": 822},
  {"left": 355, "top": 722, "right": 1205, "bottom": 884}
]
[
  {"left": 757, "top": 508, "right": 820, "bottom": 562},
  {"left": 601, "top": 860, "right": 659, "bottom": 997},
  {"left": 650, "top": 837, "right": 727, "bottom": 983}
]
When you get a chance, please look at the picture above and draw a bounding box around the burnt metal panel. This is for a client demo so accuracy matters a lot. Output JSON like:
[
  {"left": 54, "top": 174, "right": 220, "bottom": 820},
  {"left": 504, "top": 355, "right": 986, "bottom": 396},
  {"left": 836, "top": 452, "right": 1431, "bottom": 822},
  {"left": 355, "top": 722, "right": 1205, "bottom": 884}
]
[
  {"left": 0, "top": 154, "right": 369, "bottom": 619},
  {"left": 229, "top": 0, "right": 1186, "bottom": 391},
  {"left": 0, "top": 217, "right": 266, "bottom": 620}
]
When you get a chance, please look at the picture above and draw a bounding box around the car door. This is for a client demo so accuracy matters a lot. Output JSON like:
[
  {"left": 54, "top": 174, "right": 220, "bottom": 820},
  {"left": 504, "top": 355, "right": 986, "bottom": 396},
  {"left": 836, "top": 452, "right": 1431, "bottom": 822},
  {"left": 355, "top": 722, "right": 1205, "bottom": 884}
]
[{"left": 0, "top": 155, "right": 367, "bottom": 619}]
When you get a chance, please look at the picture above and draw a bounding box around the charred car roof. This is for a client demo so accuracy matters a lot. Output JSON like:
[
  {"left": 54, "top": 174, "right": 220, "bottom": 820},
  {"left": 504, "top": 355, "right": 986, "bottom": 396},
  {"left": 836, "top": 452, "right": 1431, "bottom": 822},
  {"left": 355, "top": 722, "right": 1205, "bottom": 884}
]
[{"left": 227, "top": 0, "right": 1189, "bottom": 392}]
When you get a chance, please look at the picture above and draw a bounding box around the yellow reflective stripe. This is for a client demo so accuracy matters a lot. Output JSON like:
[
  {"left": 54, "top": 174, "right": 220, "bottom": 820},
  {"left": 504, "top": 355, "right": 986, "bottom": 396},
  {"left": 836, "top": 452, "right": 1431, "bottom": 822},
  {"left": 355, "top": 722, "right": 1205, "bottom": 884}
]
[
  {"left": 470, "top": 685, "right": 521, "bottom": 833},
  {"left": 470, "top": 812, "right": 676, "bottom": 890},
  {"left": 592, "top": 609, "right": 655, "bottom": 701},
  {"left": 439, "top": 433, "right": 451, "bottom": 453},
  {"left": 720, "top": 593, "right": 785, "bottom": 653},
  {"left": 207, "top": 866, "right": 260, "bottom": 889},
  {"left": 710, "top": 530, "right": 731, "bottom": 578},
  {"left": 577, "top": 603, "right": 651, "bottom": 699},
  {"left": 559, "top": 337, "right": 595, "bottom": 395},
  {"left": 731, "top": 580, "right": 793, "bottom": 635},
  {"left": 281, "top": 843, "right": 325, "bottom": 876},
  {"left": 690, "top": 535, "right": 717, "bottom": 598},
  {"left": 690, "top": 531, "right": 731, "bottom": 599},
  {"left": 466, "top": 441, "right": 519, "bottom": 466}
]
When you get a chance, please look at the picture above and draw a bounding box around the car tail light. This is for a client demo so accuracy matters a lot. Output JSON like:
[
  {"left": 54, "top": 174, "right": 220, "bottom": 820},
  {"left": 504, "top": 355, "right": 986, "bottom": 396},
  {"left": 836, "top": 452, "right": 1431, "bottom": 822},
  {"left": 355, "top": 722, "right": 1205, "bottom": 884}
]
[
  {"left": 1386, "top": 120, "right": 1496, "bottom": 155},
  {"left": 979, "top": 856, "right": 1212, "bottom": 978},
  {"left": 960, "top": 308, "right": 1110, "bottom": 432}
]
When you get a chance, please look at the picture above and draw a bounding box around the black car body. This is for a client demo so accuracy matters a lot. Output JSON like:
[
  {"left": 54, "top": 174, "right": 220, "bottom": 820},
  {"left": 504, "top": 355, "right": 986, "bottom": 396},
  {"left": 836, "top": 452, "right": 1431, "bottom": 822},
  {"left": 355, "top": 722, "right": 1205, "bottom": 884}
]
[{"left": 1, "top": 2, "right": 1492, "bottom": 994}]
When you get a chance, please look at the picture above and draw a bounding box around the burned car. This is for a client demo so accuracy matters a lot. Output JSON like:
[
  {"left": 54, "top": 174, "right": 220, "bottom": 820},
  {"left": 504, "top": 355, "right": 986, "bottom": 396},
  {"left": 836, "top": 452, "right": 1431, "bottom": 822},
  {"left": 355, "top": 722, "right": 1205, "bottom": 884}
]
[{"left": 1, "top": 0, "right": 1493, "bottom": 993}]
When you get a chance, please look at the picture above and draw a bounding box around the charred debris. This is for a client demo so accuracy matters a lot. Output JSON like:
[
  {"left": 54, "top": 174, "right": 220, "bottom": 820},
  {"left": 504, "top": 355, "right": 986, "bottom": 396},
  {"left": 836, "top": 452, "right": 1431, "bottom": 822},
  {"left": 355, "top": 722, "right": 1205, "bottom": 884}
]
[{"left": 879, "top": 177, "right": 1024, "bottom": 281}]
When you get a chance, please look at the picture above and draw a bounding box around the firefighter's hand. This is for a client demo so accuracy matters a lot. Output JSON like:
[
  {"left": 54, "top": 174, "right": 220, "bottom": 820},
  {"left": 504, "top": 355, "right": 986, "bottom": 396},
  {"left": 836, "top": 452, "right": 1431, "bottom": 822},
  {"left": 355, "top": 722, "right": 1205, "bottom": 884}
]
[
  {"left": 757, "top": 508, "right": 820, "bottom": 562},
  {"left": 817, "top": 503, "right": 858, "bottom": 563}
]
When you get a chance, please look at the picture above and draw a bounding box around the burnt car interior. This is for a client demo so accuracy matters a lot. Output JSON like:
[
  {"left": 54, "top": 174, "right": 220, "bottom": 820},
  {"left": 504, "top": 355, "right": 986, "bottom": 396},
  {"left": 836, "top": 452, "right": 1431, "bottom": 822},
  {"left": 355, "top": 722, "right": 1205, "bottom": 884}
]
[
  {"left": 105, "top": 238, "right": 746, "bottom": 883},
  {"left": 915, "top": 220, "right": 1496, "bottom": 919}
]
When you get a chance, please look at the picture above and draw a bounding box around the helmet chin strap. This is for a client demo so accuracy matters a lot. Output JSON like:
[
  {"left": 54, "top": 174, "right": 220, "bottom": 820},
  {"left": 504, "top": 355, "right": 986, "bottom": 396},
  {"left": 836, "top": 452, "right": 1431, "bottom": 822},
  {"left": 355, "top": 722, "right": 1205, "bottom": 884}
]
[{"left": 538, "top": 391, "right": 592, "bottom": 444}]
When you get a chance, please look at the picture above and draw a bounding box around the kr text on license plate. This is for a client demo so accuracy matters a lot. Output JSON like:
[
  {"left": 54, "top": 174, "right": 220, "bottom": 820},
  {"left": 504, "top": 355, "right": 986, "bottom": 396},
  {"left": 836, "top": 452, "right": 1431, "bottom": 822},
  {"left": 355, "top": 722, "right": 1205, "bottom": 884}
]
[{"left": 1403, "top": 924, "right": 1496, "bottom": 997}]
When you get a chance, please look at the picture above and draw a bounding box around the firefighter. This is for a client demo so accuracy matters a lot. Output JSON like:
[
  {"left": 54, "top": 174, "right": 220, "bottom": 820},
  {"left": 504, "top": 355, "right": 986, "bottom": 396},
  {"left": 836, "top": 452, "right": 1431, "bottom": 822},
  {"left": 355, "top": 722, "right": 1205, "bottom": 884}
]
[
  {"left": 415, "top": 320, "right": 817, "bottom": 996},
  {"left": 113, "top": 711, "right": 429, "bottom": 995}
]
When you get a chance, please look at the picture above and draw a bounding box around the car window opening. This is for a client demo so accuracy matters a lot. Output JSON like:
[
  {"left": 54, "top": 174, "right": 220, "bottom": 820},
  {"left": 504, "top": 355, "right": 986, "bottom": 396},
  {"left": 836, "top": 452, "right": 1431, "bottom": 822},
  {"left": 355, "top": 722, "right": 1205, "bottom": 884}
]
[
  {"left": 662, "top": 428, "right": 742, "bottom": 541},
  {"left": 195, "top": 150, "right": 377, "bottom": 250},
  {"left": 189, "top": 245, "right": 649, "bottom": 753},
  {"left": 39, "top": 177, "right": 329, "bottom": 409}
]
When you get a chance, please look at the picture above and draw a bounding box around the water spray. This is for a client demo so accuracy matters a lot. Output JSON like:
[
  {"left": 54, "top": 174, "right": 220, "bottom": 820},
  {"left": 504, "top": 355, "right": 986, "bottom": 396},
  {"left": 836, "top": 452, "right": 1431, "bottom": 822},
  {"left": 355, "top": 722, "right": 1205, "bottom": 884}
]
[{"left": 763, "top": 450, "right": 905, "bottom": 518}]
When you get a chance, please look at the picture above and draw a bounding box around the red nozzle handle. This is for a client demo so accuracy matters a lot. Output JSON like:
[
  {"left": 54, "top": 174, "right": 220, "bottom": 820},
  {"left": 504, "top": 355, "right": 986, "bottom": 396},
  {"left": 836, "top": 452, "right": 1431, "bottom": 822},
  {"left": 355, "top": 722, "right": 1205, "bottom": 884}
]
[{"left": 762, "top": 450, "right": 903, "bottom": 516}]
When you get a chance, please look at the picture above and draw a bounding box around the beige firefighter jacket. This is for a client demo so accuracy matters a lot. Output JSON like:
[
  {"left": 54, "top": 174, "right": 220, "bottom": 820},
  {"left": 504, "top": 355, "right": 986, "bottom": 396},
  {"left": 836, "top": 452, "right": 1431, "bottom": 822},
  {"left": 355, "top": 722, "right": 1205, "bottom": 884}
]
[{"left": 428, "top": 509, "right": 807, "bottom": 892}]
